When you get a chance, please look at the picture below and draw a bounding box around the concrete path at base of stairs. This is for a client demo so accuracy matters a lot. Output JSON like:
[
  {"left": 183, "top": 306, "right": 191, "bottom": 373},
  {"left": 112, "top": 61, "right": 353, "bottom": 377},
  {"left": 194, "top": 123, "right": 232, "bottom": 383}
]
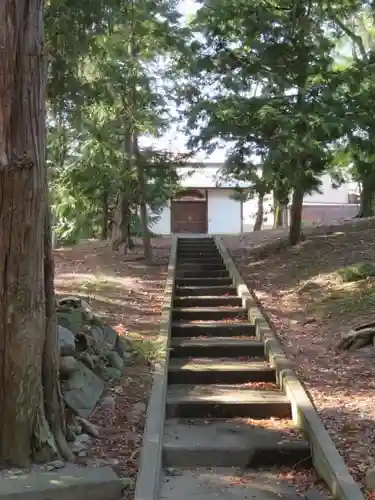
[{"left": 161, "top": 468, "right": 301, "bottom": 500}]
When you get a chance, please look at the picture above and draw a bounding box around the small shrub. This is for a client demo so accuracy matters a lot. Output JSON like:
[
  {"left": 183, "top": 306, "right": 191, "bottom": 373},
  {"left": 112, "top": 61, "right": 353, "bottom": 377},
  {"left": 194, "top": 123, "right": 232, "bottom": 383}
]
[{"left": 338, "top": 262, "right": 375, "bottom": 282}]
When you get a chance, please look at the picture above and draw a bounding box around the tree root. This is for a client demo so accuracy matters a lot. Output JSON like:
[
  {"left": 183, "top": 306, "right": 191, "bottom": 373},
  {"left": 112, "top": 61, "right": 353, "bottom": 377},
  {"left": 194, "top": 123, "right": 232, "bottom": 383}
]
[{"left": 337, "top": 322, "right": 375, "bottom": 352}]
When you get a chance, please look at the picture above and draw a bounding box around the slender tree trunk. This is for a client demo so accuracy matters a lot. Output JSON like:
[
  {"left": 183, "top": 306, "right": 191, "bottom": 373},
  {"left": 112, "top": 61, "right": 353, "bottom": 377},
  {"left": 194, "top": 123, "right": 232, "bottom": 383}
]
[
  {"left": 289, "top": 187, "right": 304, "bottom": 246},
  {"left": 273, "top": 200, "right": 282, "bottom": 228},
  {"left": 101, "top": 189, "right": 109, "bottom": 240},
  {"left": 253, "top": 192, "right": 264, "bottom": 231},
  {"left": 134, "top": 137, "right": 152, "bottom": 262},
  {"left": 273, "top": 183, "right": 289, "bottom": 228},
  {"left": 126, "top": 207, "right": 134, "bottom": 251},
  {"left": 0, "top": 0, "right": 69, "bottom": 465},
  {"left": 111, "top": 192, "right": 130, "bottom": 251}
]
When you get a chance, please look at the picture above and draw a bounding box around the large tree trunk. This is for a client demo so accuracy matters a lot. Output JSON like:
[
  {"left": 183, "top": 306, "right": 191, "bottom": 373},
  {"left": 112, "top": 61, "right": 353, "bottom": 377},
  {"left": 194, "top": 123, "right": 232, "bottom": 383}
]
[
  {"left": 42, "top": 203, "right": 74, "bottom": 463},
  {"left": 0, "top": 0, "right": 69, "bottom": 466},
  {"left": 357, "top": 179, "right": 374, "bottom": 218},
  {"left": 289, "top": 187, "right": 304, "bottom": 246},
  {"left": 253, "top": 192, "right": 264, "bottom": 231}
]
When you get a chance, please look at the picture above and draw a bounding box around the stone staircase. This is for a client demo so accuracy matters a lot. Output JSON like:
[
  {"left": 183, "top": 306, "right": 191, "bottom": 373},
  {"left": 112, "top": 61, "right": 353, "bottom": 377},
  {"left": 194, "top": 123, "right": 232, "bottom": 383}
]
[{"left": 160, "top": 237, "right": 313, "bottom": 500}]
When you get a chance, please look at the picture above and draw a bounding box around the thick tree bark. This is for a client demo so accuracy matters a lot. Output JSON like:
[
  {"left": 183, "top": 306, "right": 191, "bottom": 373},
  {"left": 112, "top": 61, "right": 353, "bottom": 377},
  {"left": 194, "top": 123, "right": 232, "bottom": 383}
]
[
  {"left": 253, "top": 192, "right": 264, "bottom": 231},
  {"left": 289, "top": 187, "right": 304, "bottom": 246},
  {"left": 0, "top": 0, "right": 69, "bottom": 466},
  {"left": 357, "top": 180, "right": 374, "bottom": 218},
  {"left": 42, "top": 203, "right": 73, "bottom": 462}
]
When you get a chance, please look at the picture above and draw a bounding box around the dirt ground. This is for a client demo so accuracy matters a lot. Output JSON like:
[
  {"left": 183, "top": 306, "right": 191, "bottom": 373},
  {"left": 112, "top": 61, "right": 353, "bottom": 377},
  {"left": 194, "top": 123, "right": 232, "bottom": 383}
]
[
  {"left": 54, "top": 237, "right": 171, "bottom": 495},
  {"left": 224, "top": 220, "right": 375, "bottom": 497}
]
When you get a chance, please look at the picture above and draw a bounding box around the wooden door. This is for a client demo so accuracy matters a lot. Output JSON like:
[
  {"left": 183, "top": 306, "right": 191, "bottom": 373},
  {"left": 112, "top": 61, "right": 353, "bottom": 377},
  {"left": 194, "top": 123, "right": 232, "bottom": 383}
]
[{"left": 171, "top": 201, "right": 207, "bottom": 233}]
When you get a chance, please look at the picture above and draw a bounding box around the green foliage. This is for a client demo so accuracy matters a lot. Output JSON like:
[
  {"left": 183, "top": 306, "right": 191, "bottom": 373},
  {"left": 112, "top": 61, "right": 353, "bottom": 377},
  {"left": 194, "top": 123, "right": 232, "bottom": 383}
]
[
  {"left": 46, "top": 0, "right": 375, "bottom": 245},
  {"left": 173, "top": 0, "right": 375, "bottom": 241},
  {"left": 338, "top": 262, "right": 375, "bottom": 282},
  {"left": 46, "top": 0, "right": 185, "bottom": 244}
]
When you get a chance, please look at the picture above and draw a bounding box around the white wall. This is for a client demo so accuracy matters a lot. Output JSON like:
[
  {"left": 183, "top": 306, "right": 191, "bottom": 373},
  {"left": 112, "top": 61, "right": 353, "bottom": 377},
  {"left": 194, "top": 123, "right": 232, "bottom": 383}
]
[
  {"left": 207, "top": 189, "right": 242, "bottom": 234},
  {"left": 242, "top": 174, "right": 359, "bottom": 232},
  {"left": 152, "top": 189, "right": 242, "bottom": 234},
  {"left": 150, "top": 203, "right": 171, "bottom": 235},
  {"left": 304, "top": 174, "right": 356, "bottom": 204}
]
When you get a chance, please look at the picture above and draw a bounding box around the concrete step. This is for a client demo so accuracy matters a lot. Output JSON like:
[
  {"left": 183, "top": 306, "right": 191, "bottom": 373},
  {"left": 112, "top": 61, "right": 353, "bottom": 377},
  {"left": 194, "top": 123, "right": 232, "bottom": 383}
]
[
  {"left": 176, "top": 263, "right": 226, "bottom": 270},
  {"left": 178, "top": 244, "right": 217, "bottom": 250},
  {"left": 174, "top": 296, "right": 242, "bottom": 308},
  {"left": 175, "top": 277, "right": 233, "bottom": 287},
  {"left": 178, "top": 240, "right": 216, "bottom": 245},
  {"left": 176, "top": 269, "right": 229, "bottom": 279},
  {"left": 161, "top": 468, "right": 303, "bottom": 500},
  {"left": 172, "top": 307, "right": 248, "bottom": 322},
  {"left": 171, "top": 322, "right": 256, "bottom": 337},
  {"left": 177, "top": 248, "right": 218, "bottom": 255},
  {"left": 170, "top": 337, "right": 264, "bottom": 358},
  {"left": 166, "top": 384, "right": 291, "bottom": 419},
  {"left": 175, "top": 285, "right": 237, "bottom": 297},
  {"left": 177, "top": 257, "right": 224, "bottom": 264},
  {"left": 163, "top": 419, "right": 311, "bottom": 468},
  {"left": 178, "top": 234, "right": 214, "bottom": 243},
  {"left": 177, "top": 252, "right": 219, "bottom": 259},
  {"left": 168, "top": 357, "right": 275, "bottom": 384}
]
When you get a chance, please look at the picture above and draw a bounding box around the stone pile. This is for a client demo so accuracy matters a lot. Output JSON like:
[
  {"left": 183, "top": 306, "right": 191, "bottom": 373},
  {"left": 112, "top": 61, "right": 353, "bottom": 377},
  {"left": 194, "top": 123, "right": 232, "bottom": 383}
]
[{"left": 57, "top": 296, "right": 133, "bottom": 458}]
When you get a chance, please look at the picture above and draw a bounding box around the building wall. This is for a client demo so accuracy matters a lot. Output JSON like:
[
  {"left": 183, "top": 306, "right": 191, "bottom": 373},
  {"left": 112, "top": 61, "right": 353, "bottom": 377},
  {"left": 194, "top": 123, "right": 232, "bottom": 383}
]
[
  {"left": 207, "top": 189, "right": 242, "bottom": 233},
  {"left": 242, "top": 174, "right": 360, "bottom": 232},
  {"left": 304, "top": 174, "right": 357, "bottom": 204},
  {"left": 301, "top": 204, "right": 359, "bottom": 226},
  {"left": 150, "top": 202, "right": 171, "bottom": 235},
  {"left": 150, "top": 189, "right": 242, "bottom": 235}
]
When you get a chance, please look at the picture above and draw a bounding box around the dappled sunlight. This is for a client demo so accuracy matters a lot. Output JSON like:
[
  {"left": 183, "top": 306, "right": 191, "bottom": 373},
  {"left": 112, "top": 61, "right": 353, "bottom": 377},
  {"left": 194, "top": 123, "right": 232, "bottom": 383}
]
[
  {"left": 230, "top": 221, "right": 375, "bottom": 490},
  {"left": 53, "top": 240, "right": 169, "bottom": 338}
]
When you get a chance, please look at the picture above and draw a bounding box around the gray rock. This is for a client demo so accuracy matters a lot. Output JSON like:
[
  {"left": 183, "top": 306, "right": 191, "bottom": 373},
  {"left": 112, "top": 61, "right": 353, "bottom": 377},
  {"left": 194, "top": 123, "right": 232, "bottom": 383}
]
[
  {"left": 60, "top": 356, "right": 79, "bottom": 377},
  {"left": 75, "top": 433, "right": 91, "bottom": 444},
  {"left": 58, "top": 325, "right": 76, "bottom": 356},
  {"left": 66, "top": 427, "right": 77, "bottom": 442},
  {"left": 366, "top": 467, "right": 375, "bottom": 490},
  {"left": 57, "top": 308, "right": 86, "bottom": 334},
  {"left": 121, "top": 477, "right": 134, "bottom": 490},
  {"left": 102, "top": 326, "right": 118, "bottom": 348},
  {"left": 96, "top": 365, "right": 122, "bottom": 381},
  {"left": 105, "top": 350, "right": 124, "bottom": 371},
  {"left": 79, "top": 351, "right": 95, "bottom": 370},
  {"left": 101, "top": 394, "right": 116, "bottom": 412},
  {"left": 62, "top": 361, "right": 104, "bottom": 418},
  {"left": 89, "top": 458, "right": 113, "bottom": 468},
  {"left": 116, "top": 335, "right": 132, "bottom": 357},
  {"left": 123, "top": 351, "right": 134, "bottom": 365},
  {"left": 58, "top": 296, "right": 83, "bottom": 308},
  {"left": 46, "top": 460, "right": 66, "bottom": 471},
  {"left": 87, "top": 325, "right": 107, "bottom": 352},
  {"left": 70, "top": 439, "right": 88, "bottom": 454},
  {"left": 77, "top": 416, "right": 101, "bottom": 438}
]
